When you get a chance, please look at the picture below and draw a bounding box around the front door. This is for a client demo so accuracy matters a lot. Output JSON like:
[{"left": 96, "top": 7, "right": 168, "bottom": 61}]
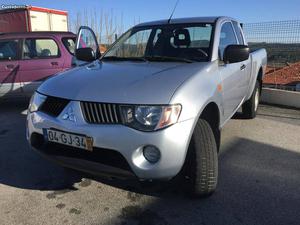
[
  {"left": 232, "top": 21, "right": 252, "bottom": 96},
  {"left": 219, "top": 21, "right": 248, "bottom": 119},
  {"left": 18, "top": 37, "right": 63, "bottom": 94}
]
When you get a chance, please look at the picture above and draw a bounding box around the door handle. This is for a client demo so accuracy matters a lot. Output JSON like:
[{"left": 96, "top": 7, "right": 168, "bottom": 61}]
[
  {"left": 6, "top": 64, "right": 15, "bottom": 70},
  {"left": 51, "top": 62, "right": 58, "bottom": 66},
  {"left": 240, "top": 64, "right": 246, "bottom": 70}
]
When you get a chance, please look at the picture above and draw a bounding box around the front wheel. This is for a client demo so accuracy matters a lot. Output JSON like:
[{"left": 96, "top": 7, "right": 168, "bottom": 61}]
[
  {"left": 185, "top": 119, "right": 218, "bottom": 197},
  {"left": 242, "top": 80, "right": 260, "bottom": 119}
]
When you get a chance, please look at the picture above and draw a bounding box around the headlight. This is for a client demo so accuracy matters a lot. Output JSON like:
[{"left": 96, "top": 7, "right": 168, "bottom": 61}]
[
  {"left": 28, "top": 92, "right": 47, "bottom": 113},
  {"left": 120, "top": 104, "right": 181, "bottom": 131},
  {"left": 135, "top": 106, "right": 162, "bottom": 127}
]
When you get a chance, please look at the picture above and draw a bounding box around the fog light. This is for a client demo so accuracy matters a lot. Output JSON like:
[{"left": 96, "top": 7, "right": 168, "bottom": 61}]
[{"left": 143, "top": 145, "right": 161, "bottom": 163}]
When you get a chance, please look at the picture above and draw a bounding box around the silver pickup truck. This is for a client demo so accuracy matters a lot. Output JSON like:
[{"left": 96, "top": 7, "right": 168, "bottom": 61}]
[{"left": 27, "top": 16, "right": 267, "bottom": 197}]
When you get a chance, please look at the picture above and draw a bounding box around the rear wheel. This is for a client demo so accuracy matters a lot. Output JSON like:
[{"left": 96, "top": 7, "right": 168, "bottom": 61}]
[
  {"left": 185, "top": 119, "right": 218, "bottom": 197},
  {"left": 242, "top": 80, "right": 260, "bottom": 119}
]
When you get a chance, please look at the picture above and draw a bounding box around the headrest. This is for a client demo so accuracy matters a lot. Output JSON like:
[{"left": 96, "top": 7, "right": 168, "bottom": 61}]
[
  {"left": 40, "top": 49, "right": 51, "bottom": 57},
  {"left": 174, "top": 29, "right": 191, "bottom": 47}
]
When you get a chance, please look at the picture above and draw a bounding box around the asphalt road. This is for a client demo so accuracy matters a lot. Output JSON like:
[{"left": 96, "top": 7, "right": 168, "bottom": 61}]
[{"left": 0, "top": 100, "right": 300, "bottom": 225}]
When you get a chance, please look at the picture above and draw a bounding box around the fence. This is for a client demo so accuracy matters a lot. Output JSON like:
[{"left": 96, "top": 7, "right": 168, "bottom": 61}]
[
  {"left": 244, "top": 20, "right": 300, "bottom": 68},
  {"left": 244, "top": 20, "right": 300, "bottom": 91},
  {"left": 70, "top": 14, "right": 300, "bottom": 90}
]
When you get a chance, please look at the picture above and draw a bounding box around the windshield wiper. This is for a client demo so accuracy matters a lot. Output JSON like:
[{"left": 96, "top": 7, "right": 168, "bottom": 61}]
[
  {"left": 101, "top": 56, "right": 148, "bottom": 62},
  {"left": 145, "top": 55, "right": 194, "bottom": 63},
  {"left": 102, "top": 55, "right": 194, "bottom": 63}
]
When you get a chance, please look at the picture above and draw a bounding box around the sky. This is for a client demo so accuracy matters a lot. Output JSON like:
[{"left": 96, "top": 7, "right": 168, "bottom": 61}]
[{"left": 2, "top": 0, "right": 300, "bottom": 31}]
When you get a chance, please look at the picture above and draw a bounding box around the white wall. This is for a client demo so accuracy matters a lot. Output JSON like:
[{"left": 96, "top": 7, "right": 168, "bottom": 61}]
[
  {"left": 29, "top": 11, "right": 50, "bottom": 31},
  {"left": 261, "top": 88, "right": 300, "bottom": 109},
  {"left": 29, "top": 11, "right": 68, "bottom": 31},
  {"left": 50, "top": 14, "right": 68, "bottom": 31}
]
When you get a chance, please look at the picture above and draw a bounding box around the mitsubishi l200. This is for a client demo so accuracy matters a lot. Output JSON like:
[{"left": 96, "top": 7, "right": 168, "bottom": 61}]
[{"left": 27, "top": 17, "right": 267, "bottom": 197}]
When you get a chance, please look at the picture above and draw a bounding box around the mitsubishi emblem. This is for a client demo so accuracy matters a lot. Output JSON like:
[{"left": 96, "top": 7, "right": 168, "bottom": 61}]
[{"left": 62, "top": 106, "right": 76, "bottom": 122}]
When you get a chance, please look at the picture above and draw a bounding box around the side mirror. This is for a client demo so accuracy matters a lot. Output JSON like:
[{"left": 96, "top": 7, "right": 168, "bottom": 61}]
[
  {"left": 223, "top": 45, "right": 250, "bottom": 64},
  {"left": 75, "top": 26, "right": 101, "bottom": 62},
  {"left": 75, "top": 48, "right": 96, "bottom": 62}
]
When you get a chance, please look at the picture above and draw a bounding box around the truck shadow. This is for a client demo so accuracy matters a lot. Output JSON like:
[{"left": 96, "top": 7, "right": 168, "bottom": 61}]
[{"left": 109, "top": 138, "right": 300, "bottom": 225}]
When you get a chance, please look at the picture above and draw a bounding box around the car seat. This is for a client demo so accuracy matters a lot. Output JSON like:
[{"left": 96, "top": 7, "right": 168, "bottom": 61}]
[{"left": 40, "top": 49, "right": 51, "bottom": 57}]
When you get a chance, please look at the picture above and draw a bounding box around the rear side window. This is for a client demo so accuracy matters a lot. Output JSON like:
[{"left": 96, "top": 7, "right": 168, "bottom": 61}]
[
  {"left": 219, "top": 22, "right": 238, "bottom": 59},
  {"left": 170, "top": 25, "right": 213, "bottom": 48},
  {"left": 232, "top": 21, "right": 245, "bottom": 45},
  {"left": 189, "top": 25, "right": 213, "bottom": 48},
  {"left": 0, "top": 40, "right": 19, "bottom": 61},
  {"left": 62, "top": 37, "right": 76, "bottom": 55},
  {"left": 23, "top": 38, "right": 59, "bottom": 59}
]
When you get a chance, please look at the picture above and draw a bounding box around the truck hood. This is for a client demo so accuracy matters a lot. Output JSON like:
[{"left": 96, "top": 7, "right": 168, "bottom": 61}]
[{"left": 38, "top": 61, "right": 209, "bottom": 104}]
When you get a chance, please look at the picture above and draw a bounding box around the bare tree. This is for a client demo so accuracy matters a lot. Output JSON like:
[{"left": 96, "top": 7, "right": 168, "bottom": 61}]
[
  {"left": 104, "top": 9, "right": 117, "bottom": 44},
  {"left": 98, "top": 9, "right": 103, "bottom": 43},
  {"left": 71, "top": 8, "right": 128, "bottom": 47},
  {"left": 74, "top": 11, "right": 82, "bottom": 32}
]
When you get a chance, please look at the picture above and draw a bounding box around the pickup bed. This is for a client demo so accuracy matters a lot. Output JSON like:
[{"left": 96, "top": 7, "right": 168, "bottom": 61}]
[{"left": 27, "top": 16, "right": 267, "bottom": 197}]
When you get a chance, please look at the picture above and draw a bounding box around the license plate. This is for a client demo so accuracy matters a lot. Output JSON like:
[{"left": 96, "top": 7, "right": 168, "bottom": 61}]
[{"left": 44, "top": 129, "right": 93, "bottom": 151}]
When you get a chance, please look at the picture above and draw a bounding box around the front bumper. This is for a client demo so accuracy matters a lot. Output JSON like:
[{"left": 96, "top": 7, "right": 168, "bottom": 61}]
[{"left": 27, "top": 100, "right": 195, "bottom": 180}]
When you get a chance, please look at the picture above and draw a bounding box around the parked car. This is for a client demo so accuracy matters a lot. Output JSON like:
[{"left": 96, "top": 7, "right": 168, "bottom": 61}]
[
  {"left": 0, "top": 31, "right": 76, "bottom": 98},
  {"left": 27, "top": 17, "right": 267, "bottom": 197}
]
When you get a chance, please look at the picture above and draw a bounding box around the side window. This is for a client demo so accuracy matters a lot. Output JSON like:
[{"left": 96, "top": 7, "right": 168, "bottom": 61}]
[
  {"left": 62, "top": 37, "right": 76, "bottom": 55},
  {"left": 0, "top": 40, "right": 19, "bottom": 61},
  {"left": 188, "top": 25, "right": 212, "bottom": 48},
  {"left": 170, "top": 25, "right": 212, "bottom": 48},
  {"left": 23, "top": 38, "right": 59, "bottom": 59},
  {"left": 232, "top": 21, "right": 245, "bottom": 45},
  {"left": 219, "top": 22, "right": 238, "bottom": 60}
]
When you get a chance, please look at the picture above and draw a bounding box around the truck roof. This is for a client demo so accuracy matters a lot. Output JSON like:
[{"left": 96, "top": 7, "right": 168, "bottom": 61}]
[
  {"left": 0, "top": 31, "right": 76, "bottom": 39},
  {"left": 135, "top": 16, "right": 237, "bottom": 27}
]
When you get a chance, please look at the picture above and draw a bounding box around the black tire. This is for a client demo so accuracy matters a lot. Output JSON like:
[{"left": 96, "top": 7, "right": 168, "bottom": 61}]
[
  {"left": 185, "top": 119, "right": 218, "bottom": 197},
  {"left": 242, "top": 80, "right": 260, "bottom": 119}
]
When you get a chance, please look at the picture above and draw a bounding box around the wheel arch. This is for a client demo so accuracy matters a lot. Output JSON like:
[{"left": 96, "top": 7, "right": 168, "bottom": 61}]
[
  {"left": 177, "top": 101, "right": 221, "bottom": 182},
  {"left": 257, "top": 67, "right": 263, "bottom": 94},
  {"left": 199, "top": 102, "right": 221, "bottom": 151},
  {"left": 185, "top": 101, "right": 221, "bottom": 157}
]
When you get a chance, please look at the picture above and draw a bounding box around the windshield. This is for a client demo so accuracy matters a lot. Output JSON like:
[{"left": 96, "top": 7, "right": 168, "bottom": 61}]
[{"left": 102, "top": 23, "right": 214, "bottom": 62}]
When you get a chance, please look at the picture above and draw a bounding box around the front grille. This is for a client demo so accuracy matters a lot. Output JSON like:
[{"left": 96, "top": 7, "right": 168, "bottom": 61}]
[
  {"left": 39, "top": 96, "right": 70, "bottom": 117},
  {"left": 81, "top": 102, "right": 121, "bottom": 124}
]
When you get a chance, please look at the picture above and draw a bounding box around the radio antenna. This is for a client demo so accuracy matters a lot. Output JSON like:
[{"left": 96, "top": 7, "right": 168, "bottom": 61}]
[{"left": 168, "top": 0, "right": 180, "bottom": 24}]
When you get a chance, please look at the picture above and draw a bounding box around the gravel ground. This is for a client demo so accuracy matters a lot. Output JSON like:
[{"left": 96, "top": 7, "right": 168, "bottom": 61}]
[{"left": 0, "top": 100, "right": 299, "bottom": 225}]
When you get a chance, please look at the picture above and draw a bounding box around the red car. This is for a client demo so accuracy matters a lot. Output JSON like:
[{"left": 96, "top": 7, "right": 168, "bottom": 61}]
[{"left": 0, "top": 31, "right": 76, "bottom": 98}]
